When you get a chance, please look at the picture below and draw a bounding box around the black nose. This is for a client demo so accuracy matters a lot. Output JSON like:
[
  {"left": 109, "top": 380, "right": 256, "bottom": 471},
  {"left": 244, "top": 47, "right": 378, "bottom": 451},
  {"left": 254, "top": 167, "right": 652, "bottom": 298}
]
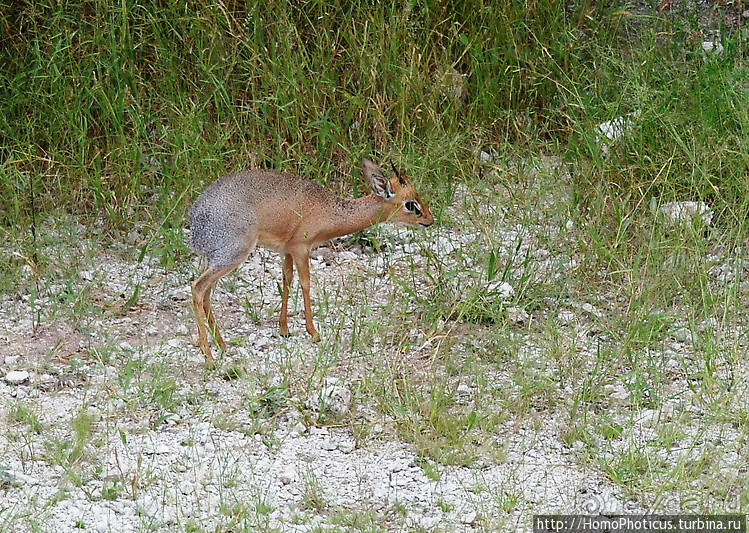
[{"left": 419, "top": 222, "right": 432, "bottom": 228}]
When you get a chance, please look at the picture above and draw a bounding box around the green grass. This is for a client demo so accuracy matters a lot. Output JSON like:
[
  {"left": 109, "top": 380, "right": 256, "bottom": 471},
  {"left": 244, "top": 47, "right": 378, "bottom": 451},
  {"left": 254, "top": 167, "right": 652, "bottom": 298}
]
[
  {"left": 2, "top": 1, "right": 749, "bottom": 531},
  {"left": 0, "top": 0, "right": 618, "bottom": 229}
]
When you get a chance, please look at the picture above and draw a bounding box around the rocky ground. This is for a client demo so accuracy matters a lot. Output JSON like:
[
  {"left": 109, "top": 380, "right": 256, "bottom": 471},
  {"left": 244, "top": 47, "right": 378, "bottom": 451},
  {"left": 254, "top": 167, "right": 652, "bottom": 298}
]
[{"left": 0, "top": 157, "right": 745, "bottom": 532}]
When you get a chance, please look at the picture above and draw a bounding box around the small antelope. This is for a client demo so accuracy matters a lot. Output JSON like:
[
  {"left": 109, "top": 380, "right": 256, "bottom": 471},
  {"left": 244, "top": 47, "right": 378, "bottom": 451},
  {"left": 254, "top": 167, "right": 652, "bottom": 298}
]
[{"left": 189, "top": 158, "right": 434, "bottom": 366}]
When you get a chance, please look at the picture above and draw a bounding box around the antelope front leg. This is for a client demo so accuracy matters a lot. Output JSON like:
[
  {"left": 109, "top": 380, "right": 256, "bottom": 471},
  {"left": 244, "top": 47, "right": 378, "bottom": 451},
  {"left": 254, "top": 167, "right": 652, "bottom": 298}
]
[
  {"left": 279, "top": 254, "right": 294, "bottom": 337},
  {"left": 293, "top": 250, "right": 321, "bottom": 342}
]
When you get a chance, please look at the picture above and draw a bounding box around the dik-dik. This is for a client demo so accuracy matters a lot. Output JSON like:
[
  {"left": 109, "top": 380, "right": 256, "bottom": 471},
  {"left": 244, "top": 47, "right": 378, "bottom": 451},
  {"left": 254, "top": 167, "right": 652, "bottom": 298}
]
[{"left": 189, "top": 158, "right": 434, "bottom": 366}]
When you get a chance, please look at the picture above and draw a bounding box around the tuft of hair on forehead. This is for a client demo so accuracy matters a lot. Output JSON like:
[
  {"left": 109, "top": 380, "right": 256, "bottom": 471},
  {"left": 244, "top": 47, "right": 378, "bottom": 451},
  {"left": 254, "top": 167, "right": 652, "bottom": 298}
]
[{"left": 390, "top": 162, "right": 408, "bottom": 187}]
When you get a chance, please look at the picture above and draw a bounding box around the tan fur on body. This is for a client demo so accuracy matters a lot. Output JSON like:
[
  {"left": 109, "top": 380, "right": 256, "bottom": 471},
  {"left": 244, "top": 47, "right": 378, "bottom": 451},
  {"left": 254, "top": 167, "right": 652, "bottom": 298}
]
[{"left": 189, "top": 159, "right": 434, "bottom": 366}]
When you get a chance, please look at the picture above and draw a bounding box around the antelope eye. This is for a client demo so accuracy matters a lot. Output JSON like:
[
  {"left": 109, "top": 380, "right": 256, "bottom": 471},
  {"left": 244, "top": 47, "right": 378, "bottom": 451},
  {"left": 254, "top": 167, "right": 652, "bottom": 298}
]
[{"left": 404, "top": 200, "right": 422, "bottom": 215}]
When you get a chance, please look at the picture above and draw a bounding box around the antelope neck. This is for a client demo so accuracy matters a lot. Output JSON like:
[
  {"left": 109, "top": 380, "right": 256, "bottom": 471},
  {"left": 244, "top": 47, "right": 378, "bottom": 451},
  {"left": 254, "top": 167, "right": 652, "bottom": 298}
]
[{"left": 326, "top": 193, "right": 391, "bottom": 240}]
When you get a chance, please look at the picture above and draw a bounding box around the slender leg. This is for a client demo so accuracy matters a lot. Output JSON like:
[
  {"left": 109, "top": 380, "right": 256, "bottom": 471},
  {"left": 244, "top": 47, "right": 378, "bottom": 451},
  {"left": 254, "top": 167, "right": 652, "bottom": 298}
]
[
  {"left": 203, "top": 284, "right": 225, "bottom": 351},
  {"left": 293, "top": 250, "right": 320, "bottom": 342},
  {"left": 192, "top": 271, "right": 214, "bottom": 367},
  {"left": 191, "top": 265, "right": 234, "bottom": 366},
  {"left": 279, "top": 254, "right": 294, "bottom": 337}
]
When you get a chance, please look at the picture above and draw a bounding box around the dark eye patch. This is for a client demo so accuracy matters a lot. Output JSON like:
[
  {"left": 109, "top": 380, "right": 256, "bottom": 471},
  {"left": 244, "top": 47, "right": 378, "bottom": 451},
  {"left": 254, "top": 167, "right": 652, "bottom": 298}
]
[{"left": 404, "top": 200, "right": 422, "bottom": 216}]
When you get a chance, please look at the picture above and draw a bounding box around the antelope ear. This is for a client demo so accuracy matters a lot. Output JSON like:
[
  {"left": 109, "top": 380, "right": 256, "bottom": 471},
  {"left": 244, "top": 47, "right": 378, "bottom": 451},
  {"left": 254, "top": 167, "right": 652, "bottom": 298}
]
[{"left": 362, "top": 158, "right": 395, "bottom": 200}]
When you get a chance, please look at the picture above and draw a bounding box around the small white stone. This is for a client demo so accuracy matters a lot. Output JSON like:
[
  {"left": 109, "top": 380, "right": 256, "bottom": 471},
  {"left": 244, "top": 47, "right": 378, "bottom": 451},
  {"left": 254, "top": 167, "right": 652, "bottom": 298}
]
[
  {"left": 107, "top": 398, "right": 126, "bottom": 411},
  {"left": 254, "top": 336, "right": 270, "bottom": 349},
  {"left": 659, "top": 201, "right": 713, "bottom": 226},
  {"left": 136, "top": 495, "right": 164, "bottom": 521},
  {"left": 506, "top": 306, "right": 530, "bottom": 324},
  {"left": 279, "top": 470, "right": 295, "bottom": 485},
  {"left": 637, "top": 409, "right": 659, "bottom": 428},
  {"left": 109, "top": 499, "right": 132, "bottom": 515},
  {"left": 12, "top": 388, "right": 28, "bottom": 399},
  {"left": 5, "top": 370, "right": 29, "bottom": 385},
  {"left": 178, "top": 481, "right": 194, "bottom": 495},
  {"left": 119, "top": 341, "right": 135, "bottom": 352},
  {"left": 1, "top": 469, "right": 39, "bottom": 486},
  {"left": 609, "top": 383, "right": 630, "bottom": 401},
  {"left": 310, "top": 385, "right": 352, "bottom": 415},
  {"left": 290, "top": 422, "right": 307, "bottom": 437},
  {"left": 154, "top": 443, "right": 172, "bottom": 455},
  {"left": 558, "top": 310, "right": 575, "bottom": 324},
  {"left": 84, "top": 407, "right": 103, "bottom": 423},
  {"left": 702, "top": 41, "right": 724, "bottom": 55},
  {"left": 254, "top": 458, "right": 271, "bottom": 473},
  {"left": 672, "top": 327, "right": 692, "bottom": 342},
  {"left": 339, "top": 440, "right": 356, "bottom": 454},
  {"left": 596, "top": 116, "right": 634, "bottom": 143},
  {"left": 486, "top": 280, "right": 514, "bottom": 299},
  {"left": 461, "top": 511, "right": 478, "bottom": 525},
  {"left": 432, "top": 235, "right": 461, "bottom": 255},
  {"left": 320, "top": 440, "right": 338, "bottom": 451},
  {"left": 162, "top": 412, "right": 181, "bottom": 425},
  {"left": 407, "top": 512, "right": 441, "bottom": 529}
]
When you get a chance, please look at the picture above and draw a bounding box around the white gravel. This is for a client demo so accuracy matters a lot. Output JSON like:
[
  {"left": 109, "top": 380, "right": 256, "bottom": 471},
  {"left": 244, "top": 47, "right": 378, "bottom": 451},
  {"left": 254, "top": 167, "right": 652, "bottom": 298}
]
[{"left": 1, "top": 160, "right": 745, "bottom": 531}]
